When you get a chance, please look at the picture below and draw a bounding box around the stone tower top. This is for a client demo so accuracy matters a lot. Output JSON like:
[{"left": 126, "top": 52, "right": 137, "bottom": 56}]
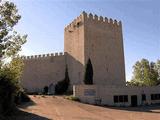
[{"left": 64, "top": 11, "right": 122, "bottom": 32}]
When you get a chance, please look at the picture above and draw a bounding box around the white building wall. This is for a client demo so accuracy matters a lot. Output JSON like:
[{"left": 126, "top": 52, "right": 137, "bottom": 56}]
[{"left": 74, "top": 85, "right": 160, "bottom": 106}]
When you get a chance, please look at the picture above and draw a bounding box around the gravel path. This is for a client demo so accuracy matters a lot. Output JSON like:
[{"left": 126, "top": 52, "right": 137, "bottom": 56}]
[{"left": 11, "top": 95, "right": 160, "bottom": 120}]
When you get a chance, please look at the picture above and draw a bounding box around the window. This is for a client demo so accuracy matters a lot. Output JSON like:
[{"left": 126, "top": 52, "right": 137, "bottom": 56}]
[
  {"left": 142, "top": 94, "right": 146, "bottom": 101},
  {"left": 77, "top": 22, "right": 80, "bottom": 27},
  {"left": 156, "top": 94, "right": 160, "bottom": 99},
  {"left": 124, "top": 95, "right": 128, "bottom": 102},
  {"left": 119, "top": 96, "right": 123, "bottom": 102},
  {"left": 151, "top": 94, "right": 160, "bottom": 100},
  {"left": 113, "top": 95, "right": 128, "bottom": 103},
  {"left": 76, "top": 22, "right": 81, "bottom": 28},
  {"left": 151, "top": 94, "right": 154, "bottom": 100},
  {"left": 114, "top": 96, "right": 118, "bottom": 103}
]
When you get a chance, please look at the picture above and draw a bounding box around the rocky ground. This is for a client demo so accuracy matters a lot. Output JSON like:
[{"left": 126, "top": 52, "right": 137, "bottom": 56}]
[{"left": 6, "top": 95, "right": 160, "bottom": 120}]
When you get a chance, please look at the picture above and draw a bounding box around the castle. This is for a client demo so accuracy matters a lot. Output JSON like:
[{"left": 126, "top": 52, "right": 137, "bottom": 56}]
[
  {"left": 21, "top": 11, "right": 125, "bottom": 92},
  {"left": 21, "top": 12, "right": 160, "bottom": 106}
]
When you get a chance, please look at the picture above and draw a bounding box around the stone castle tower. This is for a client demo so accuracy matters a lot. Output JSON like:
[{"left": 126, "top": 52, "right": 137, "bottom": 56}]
[
  {"left": 65, "top": 11, "right": 125, "bottom": 86},
  {"left": 21, "top": 12, "right": 126, "bottom": 92}
]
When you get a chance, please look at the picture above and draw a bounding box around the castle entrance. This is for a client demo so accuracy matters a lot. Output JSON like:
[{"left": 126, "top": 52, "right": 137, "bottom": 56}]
[{"left": 131, "top": 95, "right": 138, "bottom": 107}]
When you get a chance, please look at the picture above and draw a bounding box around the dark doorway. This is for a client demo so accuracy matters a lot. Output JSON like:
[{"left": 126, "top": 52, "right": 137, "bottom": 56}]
[
  {"left": 131, "top": 95, "right": 137, "bottom": 107},
  {"left": 43, "top": 86, "right": 48, "bottom": 95}
]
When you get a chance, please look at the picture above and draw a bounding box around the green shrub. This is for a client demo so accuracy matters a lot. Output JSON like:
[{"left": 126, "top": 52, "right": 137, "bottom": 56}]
[
  {"left": 55, "top": 79, "right": 69, "bottom": 95},
  {"left": 55, "top": 66, "right": 70, "bottom": 95},
  {"left": 0, "top": 58, "right": 26, "bottom": 115},
  {"left": 0, "top": 75, "right": 17, "bottom": 115}
]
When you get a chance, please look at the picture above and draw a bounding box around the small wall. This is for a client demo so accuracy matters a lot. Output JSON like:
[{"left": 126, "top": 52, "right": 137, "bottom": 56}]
[
  {"left": 73, "top": 85, "right": 160, "bottom": 106},
  {"left": 73, "top": 85, "right": 97, "bottom": 104}
]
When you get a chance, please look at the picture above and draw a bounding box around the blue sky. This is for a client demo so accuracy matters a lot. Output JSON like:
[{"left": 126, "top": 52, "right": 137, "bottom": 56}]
[{"left": 11, "top": 0, "right": 160, "bottom": 81}]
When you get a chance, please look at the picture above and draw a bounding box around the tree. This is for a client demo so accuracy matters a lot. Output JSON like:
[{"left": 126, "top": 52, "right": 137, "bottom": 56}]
[
  {"left": 1, "top": 57, "right": 24, "bottom": 90},
  {"left": 0, "top": 57, "right": 24, "bottom": 115},
  {"left": 0, "top": 1, "right": 27, "bottom": 115},
  {"left": 156, "top": 60, "right": 160, "bottom": 84},
  {"left": 0, "top": 1, "right": 27, "bottom": 61},
  {"left": 149, "top": 62, "right": 159, "bottom": 85},
  {"left": 84, "top": 58, "right": 93, "bottom": 85},
  {"left": 55, "top": 65, "right": 70, "bottom": 94},
  {"left": 128, "top": 59, "right": 159, "bottom": 86}
]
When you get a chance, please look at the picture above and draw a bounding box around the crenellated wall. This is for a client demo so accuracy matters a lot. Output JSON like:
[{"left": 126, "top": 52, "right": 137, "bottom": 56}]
[
  {"left": 64, "top": 11, "right": 122, "bottom": 32},
  {"left": 21, "top": 52, "right": 67, "bottom": 93},
  {"left": 21, "top": 52, "right": 65, "bottom": 60},
  {"left": 83, "top": 12, "right": 122, "bottom": 27}
]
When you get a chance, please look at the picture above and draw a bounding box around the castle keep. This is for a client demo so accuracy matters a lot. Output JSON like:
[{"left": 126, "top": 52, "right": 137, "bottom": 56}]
[
  {"left": 65, "top": 12, "right": 125, "bottom": 86},
  {"left": 21, "top": 12, "right": 160, "bottom": 106},
  {"left": 21, "top": 11, "right": 125, "bottom": 92}
]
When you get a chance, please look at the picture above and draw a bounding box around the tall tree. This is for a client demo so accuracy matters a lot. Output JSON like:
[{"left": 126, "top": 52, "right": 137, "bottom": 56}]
[
  {"left": 149, "top": 62, "right": 159, "bottom": 85},
  {"left": 65, "top": 65, "right": 69, "bottom": 83},
  {"left": 129, "top": 59, "right": 159, "bottom": 86},
  {"left": 156, "top": 60, "right": 160, "bottom": 84},
  {"left": 84, "top": 58, "right": 93, "bottom": 85},
  {"left": 0, "top": 1, "right": 27, "bottom": 115},
  {"left": 0, "top": 1, "right": 27, "bottom": 61}
]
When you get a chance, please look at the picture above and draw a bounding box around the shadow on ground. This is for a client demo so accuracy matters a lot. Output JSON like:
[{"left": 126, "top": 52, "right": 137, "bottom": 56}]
[
  {"left": 18, "top": 99, "right": 36, "bottom": 109},
  {"left": 104, "top": 104, "right": 160, "bottom": 113},
  {"left": 80, "top": 101, "right": 160, "bottom": 114},
  {"left": 4, "top": 109, "right": 51, "bottom": 120},
  {"left": 2, "top": 96, "right": 52, "bottom": 120}
]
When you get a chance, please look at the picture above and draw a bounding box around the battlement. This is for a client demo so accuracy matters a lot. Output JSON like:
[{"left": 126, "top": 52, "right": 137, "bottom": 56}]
[
  {"left": 21, "top": 52, "right": 66, "bottom": 60},
  {"left": 64, "top": 13, "right": 83, "bottom": 31},
  {"left": 64, "top": 11, "right": 122, "bottom": 31},
  {"left": 83, "top": 11, "right": 122, "bottom": 26}
]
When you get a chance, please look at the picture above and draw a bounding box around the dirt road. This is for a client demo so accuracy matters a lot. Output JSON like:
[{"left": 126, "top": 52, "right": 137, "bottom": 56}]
[{"left": 12, "top": 95, "right": 160, "bottom": 120}]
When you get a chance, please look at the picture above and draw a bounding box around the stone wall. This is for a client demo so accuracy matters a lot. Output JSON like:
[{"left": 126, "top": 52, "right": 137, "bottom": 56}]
[
  {"left": 21, "top": 52, "right": 66, "bottom": 93},
  {"left": 64, "top": 13, "right": 85, "bottom": 85},
  {"left": 83, "top": 12, "right": 125, "bottom": 86}
]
